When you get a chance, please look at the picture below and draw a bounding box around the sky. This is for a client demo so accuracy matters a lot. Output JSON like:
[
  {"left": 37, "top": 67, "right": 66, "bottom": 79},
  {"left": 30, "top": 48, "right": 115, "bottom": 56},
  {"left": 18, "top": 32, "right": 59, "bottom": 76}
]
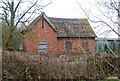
[
  {"left": 43, "top": 0, "right": 88, "bottom": 18},
  {"left": 1, "top": 0, "right": 119, "bottom": 38},
  {"left": 41, "top": 0, "right": 119, "bottom": 38}
]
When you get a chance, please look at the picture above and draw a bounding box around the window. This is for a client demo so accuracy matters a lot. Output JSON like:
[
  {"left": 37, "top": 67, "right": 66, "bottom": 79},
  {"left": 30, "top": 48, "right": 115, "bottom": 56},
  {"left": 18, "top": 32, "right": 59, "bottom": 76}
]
[
  {"left": 82, "top": 41, "right": 89, "bottom": 52},
  {"left": 65, "top": 41, "right": 73, "bottom": 52},
  {"left": 38, "top": 41, "right": 48, "bottom": 52}
]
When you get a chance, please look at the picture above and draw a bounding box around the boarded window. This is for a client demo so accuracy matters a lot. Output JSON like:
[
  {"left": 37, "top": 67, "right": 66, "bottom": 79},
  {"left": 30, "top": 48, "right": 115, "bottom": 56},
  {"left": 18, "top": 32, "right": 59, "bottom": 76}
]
[
  {"left": 38, "top": 41, "right": 48, "bottom": 52},
  {"left": 65, "top": 41, "right": 73, "bottom": 52},
  {"left": 82, "top": 42, "right": 89, "bottom": 52}
]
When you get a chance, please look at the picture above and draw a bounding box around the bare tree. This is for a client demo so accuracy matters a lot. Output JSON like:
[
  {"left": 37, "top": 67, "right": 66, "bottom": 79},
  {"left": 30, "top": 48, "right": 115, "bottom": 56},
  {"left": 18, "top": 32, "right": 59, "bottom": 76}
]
[
  {"left": 76, "top": 0, "right": 120, "bottom": 38},
  {"left": 0, "top": 0, "right": 52, "bottom": 51}
]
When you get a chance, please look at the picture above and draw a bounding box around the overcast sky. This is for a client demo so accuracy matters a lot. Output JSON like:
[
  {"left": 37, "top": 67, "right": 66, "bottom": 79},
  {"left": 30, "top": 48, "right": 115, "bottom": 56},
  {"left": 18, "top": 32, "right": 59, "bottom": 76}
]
[
  {"left": 41, "top": 0, "right": 119, "bottom": 38},
  {"left": 1, "top": 0, "right": 119, "bottom": 38}
]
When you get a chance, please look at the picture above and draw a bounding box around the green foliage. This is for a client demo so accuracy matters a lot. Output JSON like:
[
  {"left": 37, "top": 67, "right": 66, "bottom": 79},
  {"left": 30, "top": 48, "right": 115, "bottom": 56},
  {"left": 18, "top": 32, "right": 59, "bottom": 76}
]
[
  {"left": 8, "top": 31, "right": 23, "bottom": 49},
  {"left": 2, "top": 22, "right": 23, "bottom": 49},
  {"left": 2, "top": 22, "right": 9, "bottom": 46},
  {"left": 105, "top": 76, "right": 120, "bottom": 81},
  {"left": 106, "top": 76, "right": 118, "bottom": 79}
]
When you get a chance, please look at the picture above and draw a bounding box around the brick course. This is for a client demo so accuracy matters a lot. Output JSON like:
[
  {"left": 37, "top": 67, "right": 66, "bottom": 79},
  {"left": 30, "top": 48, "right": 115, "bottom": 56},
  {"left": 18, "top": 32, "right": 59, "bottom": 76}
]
[
  {"left": 23, "top": 16, "right": 95, "bottom": 54},
  {"left": 23, "top": 17, "right": 57, "bottom": 53},
  {"left": 57, "top": 38, "right": 95, "bottom": 54}
]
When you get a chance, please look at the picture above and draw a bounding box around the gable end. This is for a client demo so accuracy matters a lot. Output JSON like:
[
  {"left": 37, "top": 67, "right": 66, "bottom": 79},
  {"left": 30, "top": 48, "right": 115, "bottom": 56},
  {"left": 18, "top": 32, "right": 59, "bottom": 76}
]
[{"left": 28, "top": 12, "right": 57, "bottom": 32}]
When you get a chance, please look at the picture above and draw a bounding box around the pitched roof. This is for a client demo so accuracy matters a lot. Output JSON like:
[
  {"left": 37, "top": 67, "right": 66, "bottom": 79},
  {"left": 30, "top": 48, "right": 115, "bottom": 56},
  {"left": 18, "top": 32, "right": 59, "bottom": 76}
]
[
  {"left": 25, "top": 12, "right": 96, "bottom": 37},
  {"left": 25, "top": 12, "right": 57, "bottom": 32},
  {"left": 49, "top": 17, "right": 97, "bottom": 37}
]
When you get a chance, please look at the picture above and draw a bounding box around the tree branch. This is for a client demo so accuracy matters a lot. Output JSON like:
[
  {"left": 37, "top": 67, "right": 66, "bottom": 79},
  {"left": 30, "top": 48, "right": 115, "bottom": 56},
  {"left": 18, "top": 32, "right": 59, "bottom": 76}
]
[
  {"left": 76, "top": 1, "right": 120, "bottom": 37},
  {"left": 14, "top": 0, "right": 22, "bottom": 13},
  {"left": 14, "top": 0, "right": 38, "bottom": 29}
]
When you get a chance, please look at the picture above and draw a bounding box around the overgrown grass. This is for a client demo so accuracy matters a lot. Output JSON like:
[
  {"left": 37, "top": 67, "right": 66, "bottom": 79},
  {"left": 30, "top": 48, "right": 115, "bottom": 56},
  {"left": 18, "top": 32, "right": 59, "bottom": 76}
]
[{"left": 2, "top": 51, "right": 120, "bottom": 80}]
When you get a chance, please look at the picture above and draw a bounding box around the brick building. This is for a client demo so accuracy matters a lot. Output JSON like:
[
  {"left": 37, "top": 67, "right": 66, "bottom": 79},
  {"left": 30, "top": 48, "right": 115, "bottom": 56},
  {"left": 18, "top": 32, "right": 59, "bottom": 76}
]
[{"left": 23, "top": 12, "right": 96, "bottom": 54}]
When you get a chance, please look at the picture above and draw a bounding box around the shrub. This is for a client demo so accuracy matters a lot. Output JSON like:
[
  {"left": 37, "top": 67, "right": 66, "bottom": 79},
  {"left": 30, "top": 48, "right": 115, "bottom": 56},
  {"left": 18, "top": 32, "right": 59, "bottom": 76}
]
[
  {"left": 2, "top": 51, "right": 120, "bottom": 80},
  {"left": 2, "top": 51, "right": 88, "bottom": 79}
]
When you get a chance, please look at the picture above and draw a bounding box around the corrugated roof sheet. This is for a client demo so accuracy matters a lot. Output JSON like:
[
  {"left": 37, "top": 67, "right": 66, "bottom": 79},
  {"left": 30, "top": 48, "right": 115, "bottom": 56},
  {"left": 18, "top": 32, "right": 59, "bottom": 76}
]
[{"left": 49, "top": 17, "right": 97, "bottom": 37}]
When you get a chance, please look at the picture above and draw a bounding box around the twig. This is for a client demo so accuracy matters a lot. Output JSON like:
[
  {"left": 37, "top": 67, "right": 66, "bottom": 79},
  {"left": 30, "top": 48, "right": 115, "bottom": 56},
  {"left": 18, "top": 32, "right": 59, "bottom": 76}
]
[{"left": 105, "top": 59, "right": 115, "bottom": 68}]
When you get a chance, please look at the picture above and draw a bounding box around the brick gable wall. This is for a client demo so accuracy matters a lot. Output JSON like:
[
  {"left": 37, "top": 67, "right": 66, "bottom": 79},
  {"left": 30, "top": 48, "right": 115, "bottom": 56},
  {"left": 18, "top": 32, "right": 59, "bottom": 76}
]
[{"left": 23, "top": 17, "right": 57, "bottom": 53}]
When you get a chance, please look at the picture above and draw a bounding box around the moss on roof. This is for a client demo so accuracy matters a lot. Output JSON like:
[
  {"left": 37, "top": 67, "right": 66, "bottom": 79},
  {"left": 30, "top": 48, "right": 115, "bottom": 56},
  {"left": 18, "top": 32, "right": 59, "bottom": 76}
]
[
  {"left": 25, "top": 12, "right": 97, "bottom": 38},
  {"left": 49, "top": 17, "right": 97, "bottom": 37}
]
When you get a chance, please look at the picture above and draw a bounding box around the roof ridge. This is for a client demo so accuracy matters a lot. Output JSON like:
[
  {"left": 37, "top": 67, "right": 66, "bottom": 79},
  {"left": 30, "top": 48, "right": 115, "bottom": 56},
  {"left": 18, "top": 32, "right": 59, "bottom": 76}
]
[
  {"left": 23, "top": 12, "right": 96, "bottom": 37},
  {"left": 48, "top": 17, "right": 87, "bottom": 20}
]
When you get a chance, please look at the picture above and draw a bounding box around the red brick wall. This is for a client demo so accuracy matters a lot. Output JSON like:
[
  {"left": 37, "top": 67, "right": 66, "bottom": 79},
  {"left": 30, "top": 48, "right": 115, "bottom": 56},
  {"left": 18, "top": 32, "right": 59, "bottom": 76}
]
[
  {"left": 23, "top": 17, "right": 57, "bottom": 53},
  {"left": 57, "top": 37, "right": 95, "bottom": 54},
  {"left": 23, "top": 17, "right": 95, "bottom": 54}
]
